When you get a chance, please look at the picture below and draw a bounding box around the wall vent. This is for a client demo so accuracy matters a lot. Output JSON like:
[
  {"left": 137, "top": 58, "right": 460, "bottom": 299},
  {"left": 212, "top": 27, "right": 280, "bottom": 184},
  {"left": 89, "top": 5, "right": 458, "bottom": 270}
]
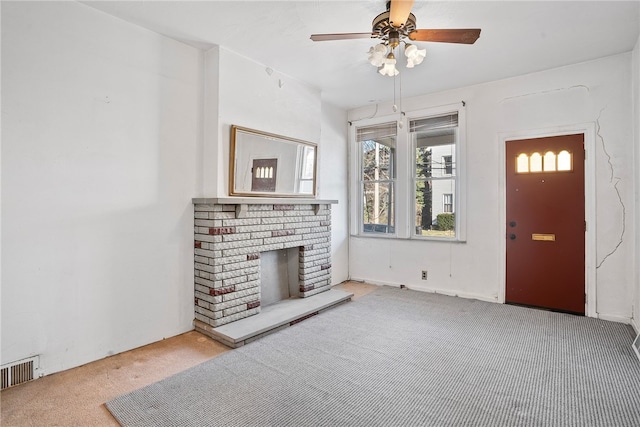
[{"left": 1, "top": 356, "right": 40, "bottom": 390}]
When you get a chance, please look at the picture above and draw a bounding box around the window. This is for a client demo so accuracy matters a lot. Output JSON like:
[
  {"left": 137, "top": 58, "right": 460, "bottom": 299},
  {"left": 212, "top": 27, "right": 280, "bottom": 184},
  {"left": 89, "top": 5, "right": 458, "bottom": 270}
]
[
  {"left": 412, "top": 113, "right": 458, "bottom": 238},
  {"left": 297, "top": 145, "right": 315, "bottom": 193},
  {"left": 443, "top": 155, "right": 453, "bottom": 175},
  {"left": 515, "top": 150, "right": 573, "bottom": 174},
  {"left": 357, "top": 122, "right": 396, "bottom": 234},
  {"left": 350, "top": 103, "right": 465, "bottom": 241},
  {"left": 443, "top": 193, "right": 453, "bottom": 213}
]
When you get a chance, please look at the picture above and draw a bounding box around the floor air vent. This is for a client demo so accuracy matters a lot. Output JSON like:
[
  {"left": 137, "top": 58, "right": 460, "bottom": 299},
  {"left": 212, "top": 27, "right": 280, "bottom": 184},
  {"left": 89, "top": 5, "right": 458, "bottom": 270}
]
[{"left": 1, "top": 356, "right": 40, "bottom": 390}]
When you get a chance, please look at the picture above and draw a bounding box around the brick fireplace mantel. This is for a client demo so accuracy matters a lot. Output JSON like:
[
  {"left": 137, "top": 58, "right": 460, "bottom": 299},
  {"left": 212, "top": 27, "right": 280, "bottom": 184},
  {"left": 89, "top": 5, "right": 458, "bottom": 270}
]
[{"left": 192, "top": 198, "right": 338, "bottom": 333}]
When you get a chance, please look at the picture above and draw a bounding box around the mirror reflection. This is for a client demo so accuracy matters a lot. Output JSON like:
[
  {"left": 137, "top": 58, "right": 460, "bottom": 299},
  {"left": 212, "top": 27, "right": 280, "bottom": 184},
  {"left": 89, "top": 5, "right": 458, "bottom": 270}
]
[{"left": 230, "top": 125, "right": 317, "bottom": 197}]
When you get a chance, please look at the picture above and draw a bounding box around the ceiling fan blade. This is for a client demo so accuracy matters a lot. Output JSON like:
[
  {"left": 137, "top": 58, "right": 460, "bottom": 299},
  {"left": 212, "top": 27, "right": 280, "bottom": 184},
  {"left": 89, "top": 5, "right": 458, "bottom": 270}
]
[
  {"left": 409, "top": 29, "right": 481, "bottom": 44},
  {"left": 389, "top": 0, "right": 415, "bottom": 28},
  {"left": 310, "top": 33, "right": 374, "bottom": 42}
]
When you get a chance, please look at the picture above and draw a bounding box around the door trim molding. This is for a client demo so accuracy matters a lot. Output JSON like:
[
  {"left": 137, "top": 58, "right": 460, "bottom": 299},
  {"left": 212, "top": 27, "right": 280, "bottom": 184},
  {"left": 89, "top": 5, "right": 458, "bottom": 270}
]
[{"left": 498, "top": 123, "right": 597, "bottom": 318}]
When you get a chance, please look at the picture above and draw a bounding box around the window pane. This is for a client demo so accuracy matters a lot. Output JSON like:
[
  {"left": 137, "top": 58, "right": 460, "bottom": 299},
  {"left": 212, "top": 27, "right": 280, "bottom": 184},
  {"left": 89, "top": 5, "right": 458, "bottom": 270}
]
[
  {"left": 363, "top": 182, "right": 395, "bottom": 234},
  {"left": 362, "top": 140, "right": 395, "bottom": 181},
  {"left": 517, "top": 153, "right": 529, "bottom": 173},
  {"left": 415, "top": 143, "right": 455, "bottom": 179},
  {"left": 415, "top": 178, "right": 455, "bottom": 238},
  {"left": 530, "top": 152, "right": 542, "bottom": 172},
  {"left": 543, "top": 151, "right": 556, "bottom": 171},
  {"left": 558, "top": 150, "right": 572, "bottom": 171}
]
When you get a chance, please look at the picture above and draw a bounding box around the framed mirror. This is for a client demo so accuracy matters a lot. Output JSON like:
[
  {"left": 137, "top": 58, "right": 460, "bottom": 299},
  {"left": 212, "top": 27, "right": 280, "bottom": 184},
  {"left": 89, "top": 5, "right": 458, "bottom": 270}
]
[{"left": 230, "top": 125, "right": 317, "bottom": 197}]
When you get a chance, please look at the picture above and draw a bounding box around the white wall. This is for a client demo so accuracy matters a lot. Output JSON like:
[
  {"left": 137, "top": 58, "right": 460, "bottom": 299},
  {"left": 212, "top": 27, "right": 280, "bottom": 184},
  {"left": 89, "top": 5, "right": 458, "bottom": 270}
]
[
  {"left": 1, "top": 2, "right": 202, "bottom": 374},
  {"left": 201, "top": 47, "right": 350, "bottom": 284},
  {"left": 348, "top": 53, "right": 636, "bottom": 323},
  {"left": 320, "top": 103, "right": 349, "bottom": 284},
  {"left": 633, "top": 35, "right": 640, "bottom": 333}
]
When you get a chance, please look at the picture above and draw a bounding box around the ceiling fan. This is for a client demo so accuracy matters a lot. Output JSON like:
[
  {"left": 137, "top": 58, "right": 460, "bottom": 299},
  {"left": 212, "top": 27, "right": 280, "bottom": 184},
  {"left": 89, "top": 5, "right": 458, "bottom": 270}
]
[{"left": 310, "top": 0, "right": 481, "bottom": 75}]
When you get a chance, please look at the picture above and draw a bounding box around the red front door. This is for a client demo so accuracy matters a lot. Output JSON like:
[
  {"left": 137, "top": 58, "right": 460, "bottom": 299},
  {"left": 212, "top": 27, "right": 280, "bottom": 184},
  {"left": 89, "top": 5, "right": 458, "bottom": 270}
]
[{"left": 505, "top": 134, "right": 585, "bottom": 314}]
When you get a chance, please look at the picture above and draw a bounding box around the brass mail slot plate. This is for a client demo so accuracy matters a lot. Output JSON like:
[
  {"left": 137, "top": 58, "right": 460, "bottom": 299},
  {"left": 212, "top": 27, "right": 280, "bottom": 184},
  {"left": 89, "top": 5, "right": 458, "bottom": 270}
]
[{"left": 532, "top": 233, "right": 555, "bottom": 241}]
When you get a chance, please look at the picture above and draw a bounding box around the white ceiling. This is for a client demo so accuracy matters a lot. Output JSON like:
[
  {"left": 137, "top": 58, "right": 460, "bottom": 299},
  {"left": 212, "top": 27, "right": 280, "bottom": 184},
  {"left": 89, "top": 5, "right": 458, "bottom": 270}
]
[{"left": 83, "top": 1, "right": 640, "bottom": 110}]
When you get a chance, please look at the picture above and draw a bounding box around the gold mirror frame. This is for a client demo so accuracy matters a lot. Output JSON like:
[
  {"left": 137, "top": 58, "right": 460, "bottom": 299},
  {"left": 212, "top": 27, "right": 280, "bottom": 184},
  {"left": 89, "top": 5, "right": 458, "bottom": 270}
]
[{"left": 229, "top": 125, "right": 317, "bottom": 198}]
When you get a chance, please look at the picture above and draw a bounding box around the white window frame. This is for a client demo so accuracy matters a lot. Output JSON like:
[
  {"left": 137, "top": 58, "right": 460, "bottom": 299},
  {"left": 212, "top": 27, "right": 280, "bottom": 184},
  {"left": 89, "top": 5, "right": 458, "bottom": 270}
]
[
  {"left": 350, "top": 117, "right": 400, "bottom": 238},
  {"left": 408, "top": 104, "right": 467, "bottom": 241},
  {"left": 349, "top": 103, "right": 466, "bottom": 242}
]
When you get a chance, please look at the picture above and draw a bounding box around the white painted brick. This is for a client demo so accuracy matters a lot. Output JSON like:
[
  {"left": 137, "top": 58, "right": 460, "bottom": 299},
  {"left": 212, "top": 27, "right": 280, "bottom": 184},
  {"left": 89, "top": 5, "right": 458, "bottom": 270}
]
[
  {"left": 303, "top": 231, "right": 330, "bottom": 241},
  {"left": 194, "top": 255, "right": 210, "bottom": 264},
  {"left": 248, "top": 204, "right": 275, "bottom": 211},
  {"left": 195, "top": 227, "right": 210, "bottom": 234},
  {"left": 196, "top": 299, "right": 211, "bottom": 310},
  {"left": 194, "top": 211, "right": 209, "bottom": 219},
  {"left": 222, "top": 232, "right": 253, "bottom": 242},
  {"left": 223, "top": 304, "right": 250, "bottom": 317},
  {"left": 194, "top": 204, "right": 223, "bottom": 212},
  {"left": 301, "top": 285, "right": 331, "bottom": 298},
  {"left": 195, "top": 276, "right": 215, "bottom": 287},
  {"left": 235, "top": 279, "right": 260, "bottom": 291},
  {"left": 195, "top": 262, "right": 222, "bottom": 274},
  {"left": 303, "top": 237, "right": 330, "bottom": 247},
  {"left": 300, "top": 269, "right": 330, "bottom": 281},
  {"left": 246, "top": 210, "right": 284, "bottom": 218},
  {"left": 214, "top": 254, "right": 250, "bottom": 265},
  {"left": 223, "top": 275, "right": 257, "bottom": 287},
  {"left": 292, "top": 204, "right": 313, "bottom": 211},
  {"left": 195, "top": 313, "right": 210, "bottom": 324},
  {"left": 223, "top": 218, "right": 262, "bottom": 227},
  {"left": 194, "top": 219, "right": 216, "bottom": 227},
  {"left": 195, "top": 305, "right": 222, "bottom": 320},
  {"left": 197, "top": 270, "right": 212, "bottom": 280},
  {"left": 211, "top": 211, "right": 236, "bottom": 219},
  {"left": 293, "top": 227, "right": 311, "bottom": 235},
  {"left": 222, "top": 205, "right": 236, "bottom": 212},
  {"left": 246, "top": 273, "right": 260, "bottom": 282},
  {"left": 212, "top": 307, "right": 260, "bottom": 327},
  {"left": 218, "top": 293, "right": 260, "bottom": 309},
  {"left": 250, "top": 231, "right": 273, "bottom": 239},
  {"left": 195, "top": 284, "right": 210, "bottom": 295},
  {"left": 223, "top": 243, "right": 284, "bottom": 257},
  {"left": 223, "top": 287, "right": 260, "bottom": 302},
  {"left": 262, "top": 234, "right": 303, "bottom": 246},
  {"left": 300, "top": 272, "right": 331, "bottom": 286},
  {"left": 283, "top": 221, "right": 321, "bottom": 230},
  {"left": 222, "top": 259, "right": 260, "bottom": 272},
  {"left": 261, "top": 216, "right": 303, "bottom": 224},
  {"left": 194, "top": 248, "right": 216, "bottom": 258},
  {"left": 195, "top": 291, "right": 222, "bottom": 304},
  {"left": 205, "top": 218, "right": 224, "bottom": 227},
  {"left": 299, "top": 253, "right": 330, "bottom": 263},
  {"left": 235, "top": 223, "right": 284, "bottom": 233},
  {"left": 300, "top": 248, "right": 330, "bottom": 258},
  {"left": 215, "top": 239, "right": 261, "bottom": 251},
  {"left": 212, "top": 269, "right": 245, "bottom": 281},
  {"left": 194, "top": 234, "right": 215, "bottom": 243}
]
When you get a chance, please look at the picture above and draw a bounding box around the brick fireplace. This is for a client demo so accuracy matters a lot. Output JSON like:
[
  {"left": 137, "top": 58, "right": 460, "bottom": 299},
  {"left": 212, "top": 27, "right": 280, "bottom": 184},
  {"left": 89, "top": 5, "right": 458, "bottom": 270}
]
[{"left": 191, "top": 198, "right": 337, "bottom": 332}]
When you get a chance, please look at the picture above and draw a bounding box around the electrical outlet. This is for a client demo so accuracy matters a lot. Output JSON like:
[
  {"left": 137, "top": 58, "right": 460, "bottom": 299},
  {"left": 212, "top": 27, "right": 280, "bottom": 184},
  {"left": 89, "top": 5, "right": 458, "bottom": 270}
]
[{"left": 421, "top": 270, "right": 428, "bottom": 280}]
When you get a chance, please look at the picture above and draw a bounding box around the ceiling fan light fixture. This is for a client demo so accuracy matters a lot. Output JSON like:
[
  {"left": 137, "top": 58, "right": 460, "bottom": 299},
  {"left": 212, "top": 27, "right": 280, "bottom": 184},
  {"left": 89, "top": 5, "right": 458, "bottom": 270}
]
[
  {"left": 379, "top": 52, "right": 399, "bottom": 76},
  {"left": 368, "top": 43, "right": 388, "bottom": 67},
  {"left": 404, "top": 43, "right": 426, "bottom": 68}
]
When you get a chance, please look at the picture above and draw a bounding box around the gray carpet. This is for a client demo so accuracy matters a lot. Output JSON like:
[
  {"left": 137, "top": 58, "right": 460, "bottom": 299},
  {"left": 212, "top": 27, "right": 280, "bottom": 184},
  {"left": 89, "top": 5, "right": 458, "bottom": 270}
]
[{"left": 106, "top": 286, "right": 640, "bottom": 426}]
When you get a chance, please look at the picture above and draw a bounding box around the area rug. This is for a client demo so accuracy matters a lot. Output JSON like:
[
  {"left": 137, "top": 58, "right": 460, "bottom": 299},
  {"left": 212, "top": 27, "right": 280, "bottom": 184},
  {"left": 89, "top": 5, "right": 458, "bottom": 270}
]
[{"left": 106, "top": 286, "right": 640, "bottom": 426}]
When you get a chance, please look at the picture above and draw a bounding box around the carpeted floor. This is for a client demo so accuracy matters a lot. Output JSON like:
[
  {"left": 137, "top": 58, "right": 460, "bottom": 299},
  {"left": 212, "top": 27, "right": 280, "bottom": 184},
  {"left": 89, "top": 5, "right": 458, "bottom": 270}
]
[{"left": 107, "top": 286, "right": 640, "bottom": 426}]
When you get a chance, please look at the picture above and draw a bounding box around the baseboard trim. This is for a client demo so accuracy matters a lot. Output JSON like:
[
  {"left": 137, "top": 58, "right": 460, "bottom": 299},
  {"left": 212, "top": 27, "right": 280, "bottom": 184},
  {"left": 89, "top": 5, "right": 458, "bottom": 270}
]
[
  {"left": 597, "top": 313, "right": 632, "bottom": 325},
  {"left": 349, "top": 278, "right": 498, "bottom": 304},
  {"left": 631, "top": 318, "right": 639, "bottom": 335}
]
